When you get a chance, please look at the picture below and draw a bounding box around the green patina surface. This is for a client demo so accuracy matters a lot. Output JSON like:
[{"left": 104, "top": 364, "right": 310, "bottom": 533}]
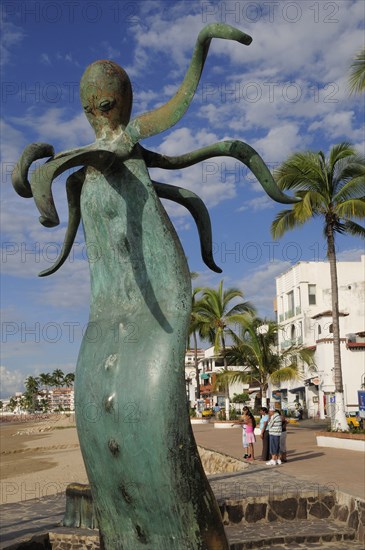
[{"left": 12, "top": 23, "right": 298, "bottom": 550}]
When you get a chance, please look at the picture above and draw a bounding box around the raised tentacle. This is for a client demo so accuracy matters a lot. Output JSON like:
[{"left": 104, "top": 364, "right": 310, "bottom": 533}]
[
  {"left": 126, "top": 24, "right": 252, "bottom": 143},
  {"left": 142, "top": 141, "right": 299, "bottom": 205},
  {"left": 12, "top": 142, "right": 54, "bottom": 198},
  {"left": 152, "top": 181, "right": 222, "bottom": 274},
  {"left": 29, "top": 148, "right": 117, "bottom": 227},
  {"left": 39, "top": 168, "right": 86, "bottom": 277}
]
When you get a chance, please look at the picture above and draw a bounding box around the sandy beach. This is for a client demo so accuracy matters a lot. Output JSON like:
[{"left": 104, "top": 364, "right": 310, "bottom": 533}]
[{"left": 0, "top": 415, "right": 88, "bottom": 505}]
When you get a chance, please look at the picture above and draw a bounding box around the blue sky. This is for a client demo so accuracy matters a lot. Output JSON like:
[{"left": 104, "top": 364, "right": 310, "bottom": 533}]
[{"left": 1, "top": 0, "right": 364, "bottom": 398}]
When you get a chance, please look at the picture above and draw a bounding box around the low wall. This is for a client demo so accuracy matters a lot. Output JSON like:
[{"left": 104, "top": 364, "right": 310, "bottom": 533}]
[
  {"left": 214, "top": 422, "right": 241, "bottom": 429},
  {"left": 316, "top": 431, "right": 365, "bottom": 452},
  {"left": 197, "top": 445, "right": 247, "bottom": 475}
]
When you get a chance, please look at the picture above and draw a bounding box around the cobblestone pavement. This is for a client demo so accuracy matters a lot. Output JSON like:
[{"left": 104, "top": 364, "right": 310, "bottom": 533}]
[
  {"left": 255, "top": 544, "right": 364, "bottom": 549},
  {"left": 226, "top": 518, "right": 355, "bottom": 546},
  {"left": 0, "top": 494, "right": 64, "bottom": 549}
]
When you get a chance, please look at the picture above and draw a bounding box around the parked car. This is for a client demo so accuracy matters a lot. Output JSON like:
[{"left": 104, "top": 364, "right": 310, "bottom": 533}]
[
  {"left": 346, "top": 412, "right": 360, "bottom": 428},
  {"left": 202, "top": 408, "right": 213, "bottom": 418}
]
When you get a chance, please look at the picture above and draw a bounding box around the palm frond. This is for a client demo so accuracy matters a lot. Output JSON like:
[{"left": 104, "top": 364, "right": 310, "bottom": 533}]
[
  {"left": 271, "top": 208, "right": 304, "bottom": 239},
  {"left": 329, "top": 142, "right": 356, "bottom": 169},
  {"left": 335, "top": 198, "right": 365, "bottom": 220},
  {"left": 214, "top": 368, "right": 258, "bottom": 391},
  {"left": 334, "top": 172, "right": 365, "bottom": 202},
  {"left": 348, "top": 47, "right": 365, "bottom": 95},
  {"left": 270, "top": 365, "right": 301, "bottom": 384},
  {"left": 342, "top": 219, "right": 365, "bottom": 238},
  {"left": 274, "top": 152, "right": 327, "bottom": 192}
]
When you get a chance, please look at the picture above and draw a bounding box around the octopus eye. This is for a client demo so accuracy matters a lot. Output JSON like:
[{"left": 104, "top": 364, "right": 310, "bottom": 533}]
[{"left": 98, "top": 99, "right": 115, "bottom": 112}]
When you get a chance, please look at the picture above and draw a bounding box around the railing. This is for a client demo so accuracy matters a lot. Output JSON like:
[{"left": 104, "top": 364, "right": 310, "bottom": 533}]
[
  {"left": 280, "top": 338, "right": 297, "bottom": 349},
  {"left": 285, "top": 309, "right": 294, "bottom": 319}
]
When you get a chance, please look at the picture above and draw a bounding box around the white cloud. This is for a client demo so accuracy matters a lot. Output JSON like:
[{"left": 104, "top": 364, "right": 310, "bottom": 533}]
[
  {"left": 236, "top": 259, "right": 292, "bottom": 317},
  {"left": 252, "top": 123, "right": 305, "bottom": 166},
  {"left": 237, "top": 195, "right": 275, "bottom": 213},
  {"left": 40, "top": 53, "right": 51, "bottom": 65},
  {"left": 10, "top": 108, "right": 94, "bottom": 151},
  {"left": 0, "top": 119, "right": 27, "bottom": 168},
  {"left": 308, "top": 110, "right": 362, "bottom": 140},
  {"left": 0, "top": 17, "right": 24, "bottom": 67},
  {"left": 0, "top": 366, "right": 25, "bottom": 398}
]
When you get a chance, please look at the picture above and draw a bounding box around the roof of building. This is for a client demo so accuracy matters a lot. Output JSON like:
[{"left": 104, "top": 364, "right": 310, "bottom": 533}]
[{"left": 311, "top": 310, "right": 349, "bottom": 319}]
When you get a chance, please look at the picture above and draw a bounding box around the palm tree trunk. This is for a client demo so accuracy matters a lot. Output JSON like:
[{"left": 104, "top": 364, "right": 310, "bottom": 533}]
[
  {"left": 261, "top": 383, "right": 268, "bottom": 408},
  {"left": 327, "top": 227, "right": 348, "bottom": 431},
  {"left": 221, "top": 334, "right": 230, "bottom": 420},
  {"left": 193, "top": 331, "right": 200, "bottom": 400}
]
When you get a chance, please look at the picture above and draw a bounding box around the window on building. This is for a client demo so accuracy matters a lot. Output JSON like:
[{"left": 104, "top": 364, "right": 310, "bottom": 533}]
[
  {"left": 308, "top": 284, "right": 316, "bottom": 305},
  {"left": 318, "top": 325, "right": 322, "bottom": 337},
  {"left": 287, "top": 290, "right": 294, "bottom": 314},
  {"left": 329, "top": 323, "right": 333, "bottom": 333}
]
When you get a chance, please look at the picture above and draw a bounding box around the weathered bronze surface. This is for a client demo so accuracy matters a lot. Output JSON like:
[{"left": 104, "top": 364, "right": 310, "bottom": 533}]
[{"left": 12, "top": 23, "right": 297, "bottom": 549}]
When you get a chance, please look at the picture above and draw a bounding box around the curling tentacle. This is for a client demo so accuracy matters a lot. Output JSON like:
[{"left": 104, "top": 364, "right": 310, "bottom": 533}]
[{"left": 153, "top": 181, "right": 222, "bottom": 274}]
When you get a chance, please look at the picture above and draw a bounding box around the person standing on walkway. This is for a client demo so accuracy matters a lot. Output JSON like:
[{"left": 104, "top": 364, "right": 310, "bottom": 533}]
[
  {"left": 266, "top": 407, "right": 282, "bottom": 466},
  {"left": 280, "top": 411, "right": 288, "bottom": 462},
  {"left": 242, "top": 406, "right": 256, "bottom": 461},
  {"left": 259, "top": 407, "right": 270, "bottom": 461}
]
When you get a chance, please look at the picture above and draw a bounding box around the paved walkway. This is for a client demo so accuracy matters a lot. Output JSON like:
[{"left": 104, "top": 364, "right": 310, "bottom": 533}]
[
  {"left": 1, "top": 420, "right": 364, "bottom": 548},
  {"left": 192, "top": 420, "right": 365, "bottom": 500}
]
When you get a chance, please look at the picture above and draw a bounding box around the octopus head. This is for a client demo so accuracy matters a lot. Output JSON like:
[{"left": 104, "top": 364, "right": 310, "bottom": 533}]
[{"left": 80, "top": 60, "right": 133, "bottom": 138}]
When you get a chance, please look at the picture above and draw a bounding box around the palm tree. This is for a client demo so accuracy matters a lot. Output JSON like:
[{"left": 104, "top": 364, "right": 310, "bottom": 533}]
[
  {"left": 187, "top": 288, "right": 207, "bottom": 401},
  {"left": 24, "top": 375, "right": 40, "bottom": 411},
  {"left": 271, "top": 142, "right": 365, "bottom": 430},
  {"left": 348, "top": 47, "right": 365, "bottom": 95},
  {"left": 197, "top": 280, "right": 255, "bottom": 419},
  {"left": 217, "top": 316, "right": 315, "bottom": 410},
  {"left": 64, "top": 372, "right": 75, "bottom": 387},
  {"left": 51, "top": 369, "right": 65, "bottom": 387},
  {"left": 39, "top": 372, "right": 52, "bottom": 393},
  {"left": 8, "top": 397, "right": 18, "bottom": 412}
]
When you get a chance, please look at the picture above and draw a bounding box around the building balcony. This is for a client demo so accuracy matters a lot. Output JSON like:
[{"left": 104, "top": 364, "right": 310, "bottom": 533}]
[
  {"left": 285, "top": 309, "right": 294, "bottom": 319},
  {"left": 280, "top": 338, "right": 297, "bottom": 349}
]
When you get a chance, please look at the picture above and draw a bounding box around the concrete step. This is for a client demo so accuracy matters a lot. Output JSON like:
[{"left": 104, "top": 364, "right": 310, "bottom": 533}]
[
  {"left": 225, "top": 518, "right": 357, "bottom": 549},
  {"left": 2, "top": 520, "right": 361, "bottom": 549}
]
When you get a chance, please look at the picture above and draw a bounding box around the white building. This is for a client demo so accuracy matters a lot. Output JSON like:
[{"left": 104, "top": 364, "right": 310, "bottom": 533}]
[
  {"left": 48, "top": 387, "right": 75, "bottom": 411},
  {"left": 185, "top": 346, "right": 256, "bottom": 410},
  {"left": 273, "top": 255, "right": 365, "bottom": 418}
]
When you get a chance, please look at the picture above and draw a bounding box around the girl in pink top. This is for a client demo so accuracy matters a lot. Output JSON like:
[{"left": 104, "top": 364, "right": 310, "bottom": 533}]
[{"left": 242, "top": 407, "right": 256, "bottom": 461}]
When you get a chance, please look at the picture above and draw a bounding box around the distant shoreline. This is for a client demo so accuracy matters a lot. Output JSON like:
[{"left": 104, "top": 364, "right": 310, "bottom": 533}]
[{"left": 0, "top": 412, "right": 76, "bottom": 424}]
